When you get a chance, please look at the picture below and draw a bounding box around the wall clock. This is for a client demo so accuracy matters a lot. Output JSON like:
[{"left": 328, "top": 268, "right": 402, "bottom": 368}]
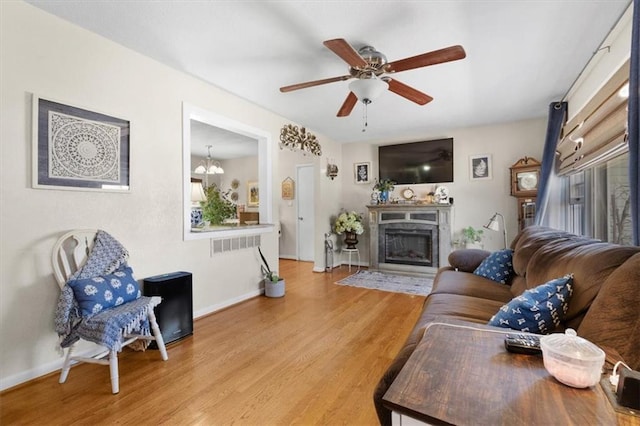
[
  {"left": 510, "top": 157, "right": 541, "bottom": 197},
  {"left": 402, "top": 187, "right": 415, "bottom": 200}
]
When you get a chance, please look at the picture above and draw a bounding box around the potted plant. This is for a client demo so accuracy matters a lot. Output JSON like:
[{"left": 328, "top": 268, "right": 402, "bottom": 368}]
[
  {"left": 258, "top": 246, "right": 284, "bottom": 297},
  {"left": 461, "top": 226, "right": 484, "bottom": 249},
  {"left": 333, "top": 211, "right": 364, "bottom": 249},
  {"left": 201, "top": 184, "right": 237, "bottom": 225},
  {"left": 373, "top": 179, "right": 396, "bottom": 203}
]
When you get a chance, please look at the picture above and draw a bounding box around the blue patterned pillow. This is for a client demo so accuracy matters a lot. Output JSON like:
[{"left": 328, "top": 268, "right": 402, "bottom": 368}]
[
  {"left": 68, "top": 266, "right": 141, "bottom": 316},
  {"left": 488, "top": 274, "right": 573, "bottom": 334},
  {"left": 473, "top": 249, "right": 514, "bottom": 284}
]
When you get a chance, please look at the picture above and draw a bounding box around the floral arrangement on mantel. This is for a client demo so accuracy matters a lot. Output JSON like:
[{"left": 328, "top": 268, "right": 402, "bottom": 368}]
[
  {"left": 333, "top": 211, "right": 364, "bottom": 235},
  {"left": 373, "top": 178, "right": 396, "bottom": 192}
]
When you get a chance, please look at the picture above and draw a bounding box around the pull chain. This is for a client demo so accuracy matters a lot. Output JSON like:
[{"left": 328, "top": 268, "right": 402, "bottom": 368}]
[{"left": 362, "top": 101, "right": 369, "bottom": 132}]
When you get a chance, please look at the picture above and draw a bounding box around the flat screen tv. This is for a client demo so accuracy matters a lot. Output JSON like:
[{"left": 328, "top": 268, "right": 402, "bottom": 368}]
[{"left": 378, "top": 138, "right": 454, "bottom": 185}]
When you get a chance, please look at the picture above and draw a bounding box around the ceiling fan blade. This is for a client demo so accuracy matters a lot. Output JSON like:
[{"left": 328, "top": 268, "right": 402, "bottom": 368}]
[
  {"left": 323, "top": 38, "right": 368, "bottom": 68},
  {"left": 337, "top": 92, "right": 358, "bottom": 117},
  {"left": 280, "top": 75, "right": 351, "bottom": 92},
  {"left": 386, "top": 78, "right": 433, "bottom": 105},
  {"left": 386, "top": 45, "right": 466, "bottom": 73}
]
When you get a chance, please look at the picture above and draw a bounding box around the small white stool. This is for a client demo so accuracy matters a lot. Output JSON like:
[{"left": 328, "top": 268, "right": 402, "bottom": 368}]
[{"left": 342, "top": 248, "right": 360, "bottom": 272}]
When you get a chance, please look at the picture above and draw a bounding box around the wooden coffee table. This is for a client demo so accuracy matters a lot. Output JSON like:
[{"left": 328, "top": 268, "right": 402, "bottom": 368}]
[{"left": 383, "top": 319, "right": 638, "bottom": 425}]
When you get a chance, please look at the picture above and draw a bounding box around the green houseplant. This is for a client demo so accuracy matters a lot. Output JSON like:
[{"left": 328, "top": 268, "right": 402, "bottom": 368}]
[
  {"left": 258, "top": 246, "right": 284, "bottom": 298},
  {"left": 201, "top": 184, "right": 236, "bottom": 225},
  {"left": 461, "top": 226, "right": 484, "bottom": 249},
  {"left": 373, "top": 179, "right": 395, "bottom": 203}
]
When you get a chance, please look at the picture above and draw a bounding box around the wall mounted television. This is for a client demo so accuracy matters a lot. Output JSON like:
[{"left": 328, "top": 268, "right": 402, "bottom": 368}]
[{"left": 378, "top": 138, "right": 454, "bottom": 185}]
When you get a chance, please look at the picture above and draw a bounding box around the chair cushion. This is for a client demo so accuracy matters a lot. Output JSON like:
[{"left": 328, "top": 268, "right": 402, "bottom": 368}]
[
  {"left": 488, "top": 274, "right": 573, "bottom": 334},
  {"left": 473, "top": 249, "right": 514, "bottom": 284},
  {"left": 68, "top": 266, "right": 141, "bottom": 316}
]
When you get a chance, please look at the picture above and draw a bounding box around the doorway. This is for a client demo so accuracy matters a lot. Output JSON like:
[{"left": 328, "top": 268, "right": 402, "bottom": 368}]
[{"left": 296, "top": 165, "right": 314, "bottom": 261}]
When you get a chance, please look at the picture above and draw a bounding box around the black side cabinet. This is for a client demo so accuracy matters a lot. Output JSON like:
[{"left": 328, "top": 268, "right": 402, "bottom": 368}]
[{"left": 143, "top": 271, "right": 193, "bottom": 348}]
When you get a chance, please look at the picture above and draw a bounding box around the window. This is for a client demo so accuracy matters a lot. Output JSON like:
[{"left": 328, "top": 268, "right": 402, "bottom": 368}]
[
  {"left": 182, "top": 102, "right": 274, "bottom": 241},
  {"left": 562, "top": 152, "right": 632, "bottom": 245}
]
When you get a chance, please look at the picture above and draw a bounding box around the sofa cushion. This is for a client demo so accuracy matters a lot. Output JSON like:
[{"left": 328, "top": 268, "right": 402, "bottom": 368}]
[
  {"left": 524, "top": 241, "right": 640, "bottom": 322},
  {"left": 473, "top": 249, "right": 514, "bottom": 284},
  {"left": 421, "top": 293, "right": 506, "bottom": 323},
  {"left": 431, "top": 269, "right": 514, "bottom": 303},
  {"left": 68, "top": 266, "right": 141, "bottom": 316},
  {"left": 511, "top": 226, "right": 595, "bottom": 277},
  {"left": 488, "top": 274, "right": 573, "bottom": 334},
  {"left": 448, "top": 249, "right": 491, "bottom": 272},
  {"left": 577, "top": 253, "right": 640, "bottom": 370}
]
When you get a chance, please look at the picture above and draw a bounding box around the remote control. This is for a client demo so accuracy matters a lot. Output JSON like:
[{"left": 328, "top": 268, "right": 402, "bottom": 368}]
[{"left": 504, "top": 333, "right": 542, "bottom": 355}]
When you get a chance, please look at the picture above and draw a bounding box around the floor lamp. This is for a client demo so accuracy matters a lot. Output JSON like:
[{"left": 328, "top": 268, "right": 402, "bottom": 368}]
[{"left": 484, "top": 212, "right": 508, "bottom": 248}]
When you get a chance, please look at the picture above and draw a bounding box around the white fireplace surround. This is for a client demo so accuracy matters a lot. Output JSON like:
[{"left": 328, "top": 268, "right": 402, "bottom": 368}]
[{"left": 367, "top": 204, "right": 453, "bottom": 275}]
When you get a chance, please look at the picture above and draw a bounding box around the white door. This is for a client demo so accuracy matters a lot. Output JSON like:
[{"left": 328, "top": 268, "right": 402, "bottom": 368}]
[{"left": 296, "top": 165, "right": 314, "bottom": 261}]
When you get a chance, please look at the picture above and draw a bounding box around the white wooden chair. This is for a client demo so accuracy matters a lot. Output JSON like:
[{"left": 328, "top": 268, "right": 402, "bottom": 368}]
[{"left": 52, "top": 229, "right": 168, "bottom": 394}]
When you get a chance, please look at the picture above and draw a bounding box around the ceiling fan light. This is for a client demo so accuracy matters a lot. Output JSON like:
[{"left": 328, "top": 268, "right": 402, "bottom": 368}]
[{"left": 349, "top": 78, "right": 388, "bottom": 103}]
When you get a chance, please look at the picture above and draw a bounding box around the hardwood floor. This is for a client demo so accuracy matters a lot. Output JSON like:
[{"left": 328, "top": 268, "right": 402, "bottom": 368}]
[{"left": 0, "top": 260, "right": 424, "bottom": 425}]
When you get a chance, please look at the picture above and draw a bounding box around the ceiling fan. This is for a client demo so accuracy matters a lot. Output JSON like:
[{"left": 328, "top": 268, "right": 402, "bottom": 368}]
[{"left": 280, "top": 38, "right": 466, "bottom": 117}]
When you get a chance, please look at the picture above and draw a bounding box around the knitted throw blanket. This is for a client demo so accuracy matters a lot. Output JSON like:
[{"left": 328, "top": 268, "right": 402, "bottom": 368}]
[{"left": 54, "top": 230, "right": 159, "bottom": 352}]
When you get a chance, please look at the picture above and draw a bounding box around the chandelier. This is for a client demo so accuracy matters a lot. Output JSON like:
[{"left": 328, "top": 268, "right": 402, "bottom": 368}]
[
  {"left": 279, "top": 124, "right": 322, "bottom": 156},
  {"left": 194, "top": 145, "right": 225, "bottom": 175}
]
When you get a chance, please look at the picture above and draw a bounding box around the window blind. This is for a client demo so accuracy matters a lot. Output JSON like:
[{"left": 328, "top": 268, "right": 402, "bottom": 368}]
[{"left": 557, "top": 59, "right": 629, "bottom": 175}]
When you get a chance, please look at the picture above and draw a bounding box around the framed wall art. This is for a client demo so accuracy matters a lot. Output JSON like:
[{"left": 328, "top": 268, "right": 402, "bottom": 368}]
[
  {"left": 281, "top": 177, "right": 295, "bottom": 200},
  {"left": 32, "top": 95, "right": 131, "bottom": 192},
  {"left": 247, "top": 180, "right": 259, "bottom": 207},
  {"left": 354, "top": 162, "right": 371, "bottom": 184},
  {"left": 469, "top": 154, "right": 492, "bottom": 180}
]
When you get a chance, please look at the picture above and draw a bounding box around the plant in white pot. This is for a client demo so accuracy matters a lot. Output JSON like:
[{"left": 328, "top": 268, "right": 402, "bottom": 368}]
[
  {"left": 258, "top": 246, "right": 285, "bottom": 298},
  {"left": 462, "top": 226, "right": 484, "bottom": 249}
]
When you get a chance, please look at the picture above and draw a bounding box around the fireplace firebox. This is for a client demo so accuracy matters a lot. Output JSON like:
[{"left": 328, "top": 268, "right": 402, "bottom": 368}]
[{"left": 381, "top": 225, "right": 437, "bottom": 267}]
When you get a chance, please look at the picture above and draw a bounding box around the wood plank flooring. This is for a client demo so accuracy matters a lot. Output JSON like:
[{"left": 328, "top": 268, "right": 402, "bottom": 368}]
[{"left": 0, "top": 260, "right": 425, "bottom": 425}]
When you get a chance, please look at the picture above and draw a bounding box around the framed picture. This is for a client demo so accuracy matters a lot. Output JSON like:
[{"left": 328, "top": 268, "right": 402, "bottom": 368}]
[
  {"left": 32, "top": 95, "right": 131, "bottom": 192},
  {"left": 247, "top": 180, "right": 259, "bottom": 207},
  {"left": 281, "top": 177, "right": 294, "bottom": 200},
  {"left": 470, "top": 154, "right": 492, "bottom": 180},
  {"left": 354, "top": 162, "right": 371, "bottom": 184}
]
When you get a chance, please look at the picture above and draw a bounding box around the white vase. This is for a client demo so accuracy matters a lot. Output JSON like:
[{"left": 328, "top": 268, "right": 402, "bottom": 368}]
[{"left": 264, "top": 278, "right": 285, "bottom": 298}]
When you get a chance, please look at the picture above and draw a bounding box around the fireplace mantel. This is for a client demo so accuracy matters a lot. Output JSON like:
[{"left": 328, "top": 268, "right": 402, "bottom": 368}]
[{"left": 367, "top": 204, "right": 453, "bottom": 275}]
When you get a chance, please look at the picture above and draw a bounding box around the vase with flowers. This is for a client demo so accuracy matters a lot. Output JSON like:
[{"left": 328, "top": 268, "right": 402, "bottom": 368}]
[
  {"left": 333, "top": 211, "right": 364, "bottom": 249},
  {"left": 373, "top": 179, "right": 396, "bottom": 203}
]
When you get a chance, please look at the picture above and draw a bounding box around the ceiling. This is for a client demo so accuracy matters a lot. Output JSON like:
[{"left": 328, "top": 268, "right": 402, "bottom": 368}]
[{"left": 27, "top": 1, "right": 631, "bottom": 145}]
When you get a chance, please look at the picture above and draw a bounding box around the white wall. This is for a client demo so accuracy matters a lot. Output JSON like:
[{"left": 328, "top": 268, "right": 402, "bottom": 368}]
[
  {"left": 0, "top": 1, "right": 341, "bottom": 390},
  {"left": 277, "top": 139, "right": 343, "bottom": 272},
  {"left": 340, "top": 118, "right": 547, "bottom": 261}
]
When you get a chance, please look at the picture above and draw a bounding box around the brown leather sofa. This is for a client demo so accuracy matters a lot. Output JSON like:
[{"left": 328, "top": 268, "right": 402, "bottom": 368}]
[{"left": 373, "top": 225, "right": 640, "bottom": 425}]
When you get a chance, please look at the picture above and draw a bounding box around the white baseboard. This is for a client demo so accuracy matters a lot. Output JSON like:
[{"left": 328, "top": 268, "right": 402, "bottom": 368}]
[
  {"left": 193, "top": 289, "right": 262, "bottom": 319},
  {"left": 279, "top": 254, "right": 297, "bottom": 260},
  {"left": 1, "top": 290, "right": 263, "bottom": 392},
  {"left": 0, "top": 344, "right": 104, "bottom": 392}
]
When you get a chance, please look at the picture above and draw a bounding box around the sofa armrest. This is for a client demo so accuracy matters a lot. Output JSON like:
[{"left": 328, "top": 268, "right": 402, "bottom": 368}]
[{"left": 448, "top": 249, "right": 491, "bottom": 272}]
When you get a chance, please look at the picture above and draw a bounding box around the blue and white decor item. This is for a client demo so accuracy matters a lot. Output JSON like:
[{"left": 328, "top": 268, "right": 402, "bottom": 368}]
[
  {"left": 68, "top": 266, "right": 141, "bottom": 316},
  {"left": 473, "top": 249, "right": 514, "bottom": 284},
  {"left": 488, "top": 274, "right": 574, "bottom": 334}
]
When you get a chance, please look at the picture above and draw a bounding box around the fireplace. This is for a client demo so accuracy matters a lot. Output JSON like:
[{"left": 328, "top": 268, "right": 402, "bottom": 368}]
[
  {"left": 381, "top": 224, "right": 437, "bottom": 267},
  {"left": 367, "top": 204, "right": 452, "bottom": 274}
]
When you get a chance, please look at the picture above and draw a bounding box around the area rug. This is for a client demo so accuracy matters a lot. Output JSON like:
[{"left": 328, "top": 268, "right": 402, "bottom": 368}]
[{"left": 336, "top": 270, "right": 433, "bottom": 296}]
